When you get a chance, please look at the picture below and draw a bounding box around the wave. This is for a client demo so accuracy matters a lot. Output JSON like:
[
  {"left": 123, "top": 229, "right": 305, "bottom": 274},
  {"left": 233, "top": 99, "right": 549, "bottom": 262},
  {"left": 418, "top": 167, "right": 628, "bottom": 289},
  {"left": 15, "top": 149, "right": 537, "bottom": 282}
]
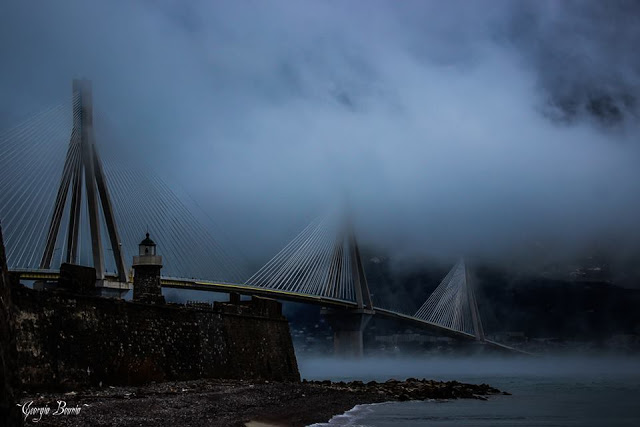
[{"left": 308, "top": 401, "right": 394, "bottom": 426}]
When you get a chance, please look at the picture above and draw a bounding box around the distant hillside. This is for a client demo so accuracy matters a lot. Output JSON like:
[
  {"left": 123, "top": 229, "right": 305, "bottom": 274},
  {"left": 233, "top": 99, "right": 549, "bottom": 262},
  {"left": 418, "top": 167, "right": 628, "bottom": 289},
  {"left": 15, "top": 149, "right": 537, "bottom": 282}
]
[
  {"left": 286, "top": 255, "right": 640, "bottom": 341},
  {"left": 474, "top": 267, "right": 640, "bottom": 340}
]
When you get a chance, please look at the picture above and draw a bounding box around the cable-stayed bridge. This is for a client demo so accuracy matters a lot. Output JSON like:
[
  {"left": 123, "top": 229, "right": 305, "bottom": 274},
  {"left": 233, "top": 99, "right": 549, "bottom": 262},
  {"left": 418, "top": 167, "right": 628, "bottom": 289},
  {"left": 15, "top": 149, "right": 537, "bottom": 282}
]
[{"left": 0, "top": 80, "right": 525, "bottom": 356}]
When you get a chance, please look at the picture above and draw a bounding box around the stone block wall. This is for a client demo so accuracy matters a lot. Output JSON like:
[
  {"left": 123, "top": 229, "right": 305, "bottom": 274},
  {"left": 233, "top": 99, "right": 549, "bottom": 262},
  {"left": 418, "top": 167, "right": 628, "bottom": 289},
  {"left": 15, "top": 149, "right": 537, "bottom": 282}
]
[
  {"left": 0, "top": 225, "right": 21, "bottom": 425},
  {"left": 13, "top": 286, "right": 300, "bottom": 390},
  {"left": 132, "top": 264, "right": 164, "bottom": 304},
  {"left": 58, "top": 263, "right": 97, "bottom": 295}
]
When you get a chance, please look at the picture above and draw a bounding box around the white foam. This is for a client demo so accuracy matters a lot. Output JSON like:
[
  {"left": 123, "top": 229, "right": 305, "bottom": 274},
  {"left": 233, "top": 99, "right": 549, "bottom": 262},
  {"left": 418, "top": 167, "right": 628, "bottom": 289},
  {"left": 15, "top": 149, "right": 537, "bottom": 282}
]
[{"left": 308, "top": 401, "right": 392, "bottom": 426}]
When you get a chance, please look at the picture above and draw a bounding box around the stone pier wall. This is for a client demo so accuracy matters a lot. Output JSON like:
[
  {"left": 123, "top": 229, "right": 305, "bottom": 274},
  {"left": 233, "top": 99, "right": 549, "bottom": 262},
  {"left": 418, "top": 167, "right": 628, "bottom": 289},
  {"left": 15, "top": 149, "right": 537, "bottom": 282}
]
[
  {"left": 13, "top": 286, "right": 300, "bottom": 390},
  {"left": 0, "top": 225, "right": 21, "bottom": 425}
]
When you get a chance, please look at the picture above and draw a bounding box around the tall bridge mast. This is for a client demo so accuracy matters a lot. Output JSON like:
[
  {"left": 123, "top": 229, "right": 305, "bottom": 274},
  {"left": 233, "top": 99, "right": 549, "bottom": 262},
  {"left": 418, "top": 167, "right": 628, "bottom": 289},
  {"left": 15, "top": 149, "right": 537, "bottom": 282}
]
[{"left": 40, "top": 79, "right": 127, "bottom": 284}]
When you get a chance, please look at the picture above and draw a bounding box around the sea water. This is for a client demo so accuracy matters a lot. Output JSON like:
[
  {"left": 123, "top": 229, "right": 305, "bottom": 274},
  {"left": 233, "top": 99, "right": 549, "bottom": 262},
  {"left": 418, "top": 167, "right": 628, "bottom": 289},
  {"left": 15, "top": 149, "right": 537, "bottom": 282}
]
[{"left": 300, "top": 355, "right": 640, "bottom": 427}]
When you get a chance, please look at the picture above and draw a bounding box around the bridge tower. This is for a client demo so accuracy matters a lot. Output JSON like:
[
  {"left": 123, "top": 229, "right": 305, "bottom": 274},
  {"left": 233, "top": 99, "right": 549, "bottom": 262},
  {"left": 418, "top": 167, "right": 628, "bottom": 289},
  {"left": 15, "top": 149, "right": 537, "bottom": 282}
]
[
  {"left": 322, "top": 217, "right": 374, "bottom": 358},
  {"left": 414, "top": 258, "right": 486, "bottom": 341},
  {"left": 39, "top": 79, "right": 127, "bottom": 289},
  {"left": 245, "top": 209, "right": 376, "bottom": 357},
  {"left": 465, "top": 260, "right": 485, "bottom": 341}
]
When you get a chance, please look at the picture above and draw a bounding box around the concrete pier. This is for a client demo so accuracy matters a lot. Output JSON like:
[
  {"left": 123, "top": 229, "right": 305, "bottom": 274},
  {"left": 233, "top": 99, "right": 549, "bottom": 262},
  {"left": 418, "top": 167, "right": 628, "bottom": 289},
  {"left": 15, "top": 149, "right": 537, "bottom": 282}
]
[{"left": 322, "top": 308, "right": 374, "bottom": 358}]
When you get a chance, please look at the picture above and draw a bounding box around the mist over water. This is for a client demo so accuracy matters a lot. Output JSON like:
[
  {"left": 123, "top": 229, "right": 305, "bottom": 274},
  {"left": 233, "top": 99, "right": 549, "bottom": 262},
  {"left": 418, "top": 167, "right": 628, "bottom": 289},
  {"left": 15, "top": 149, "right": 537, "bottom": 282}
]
[{"left": 297, "top": 355, "right": 640, "bottom": 382}]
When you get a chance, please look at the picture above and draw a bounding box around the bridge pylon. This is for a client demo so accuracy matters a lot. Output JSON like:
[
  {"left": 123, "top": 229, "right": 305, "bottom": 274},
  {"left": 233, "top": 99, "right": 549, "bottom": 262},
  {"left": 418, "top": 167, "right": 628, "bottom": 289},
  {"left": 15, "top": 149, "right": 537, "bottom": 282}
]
[
  {"left": 414, "top": 258, "right": 486, "bottom": 341},
  {"left": 323, "top": 308, "right": 372, "bottom": 358},
  {"left": 244, "top": 208, "right": 375, "bottom": 356},
  {"left": 39, "top": 79, "right": 127, "bottom": 287},
  {"left": 322, "top": 215, "right": 374, "bottom": 358},
  {"left": 464, "top": 260, "right": 485, "bottom": 341}
]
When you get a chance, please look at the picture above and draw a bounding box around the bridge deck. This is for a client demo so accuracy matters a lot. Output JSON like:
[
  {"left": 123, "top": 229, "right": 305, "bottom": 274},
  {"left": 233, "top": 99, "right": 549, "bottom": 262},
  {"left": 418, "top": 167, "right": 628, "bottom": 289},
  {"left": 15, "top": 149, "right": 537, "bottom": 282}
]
[{"left": 14, "top": 269, "right": 528, "bottom": 354}]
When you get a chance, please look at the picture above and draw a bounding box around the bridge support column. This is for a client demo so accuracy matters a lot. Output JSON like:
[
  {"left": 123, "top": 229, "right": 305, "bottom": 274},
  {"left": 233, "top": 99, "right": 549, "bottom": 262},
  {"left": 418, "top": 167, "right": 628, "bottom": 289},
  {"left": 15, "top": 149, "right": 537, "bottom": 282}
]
[{"left": 322, "top": 308, "right": 373, "bottom": 358}]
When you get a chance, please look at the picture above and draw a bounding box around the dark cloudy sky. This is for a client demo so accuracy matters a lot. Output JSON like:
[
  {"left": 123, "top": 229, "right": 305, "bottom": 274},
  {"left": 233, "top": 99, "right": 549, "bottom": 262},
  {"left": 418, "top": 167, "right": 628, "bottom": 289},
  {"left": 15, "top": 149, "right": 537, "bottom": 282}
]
[{"left": 1, "top": 0, "right": 639, "bottom": 267}]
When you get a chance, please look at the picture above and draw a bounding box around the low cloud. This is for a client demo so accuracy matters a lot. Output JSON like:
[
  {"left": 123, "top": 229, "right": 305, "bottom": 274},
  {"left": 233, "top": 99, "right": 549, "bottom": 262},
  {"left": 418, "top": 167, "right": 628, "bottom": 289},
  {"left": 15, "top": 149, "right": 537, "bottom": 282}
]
[{"left": 1, "top": 0, "right": 639, "bottom": 271}]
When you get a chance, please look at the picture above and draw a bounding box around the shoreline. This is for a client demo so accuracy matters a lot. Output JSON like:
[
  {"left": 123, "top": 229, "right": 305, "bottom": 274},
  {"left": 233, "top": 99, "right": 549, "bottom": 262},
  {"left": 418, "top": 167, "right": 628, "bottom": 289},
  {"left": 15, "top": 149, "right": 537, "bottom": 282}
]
[
  {"left": 18, "top": 378, "right": 507, "bottom": 426},
  {"left": 304, "top": 402, "right": 392, "bottom": 427}
]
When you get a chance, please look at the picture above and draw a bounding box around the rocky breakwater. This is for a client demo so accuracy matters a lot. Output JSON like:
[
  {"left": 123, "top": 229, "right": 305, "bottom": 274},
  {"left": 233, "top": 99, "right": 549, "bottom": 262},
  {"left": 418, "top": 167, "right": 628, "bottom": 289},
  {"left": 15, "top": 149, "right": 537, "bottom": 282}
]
[{"left": 304, "top": 377, "right": 509, "bottom": 401}]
